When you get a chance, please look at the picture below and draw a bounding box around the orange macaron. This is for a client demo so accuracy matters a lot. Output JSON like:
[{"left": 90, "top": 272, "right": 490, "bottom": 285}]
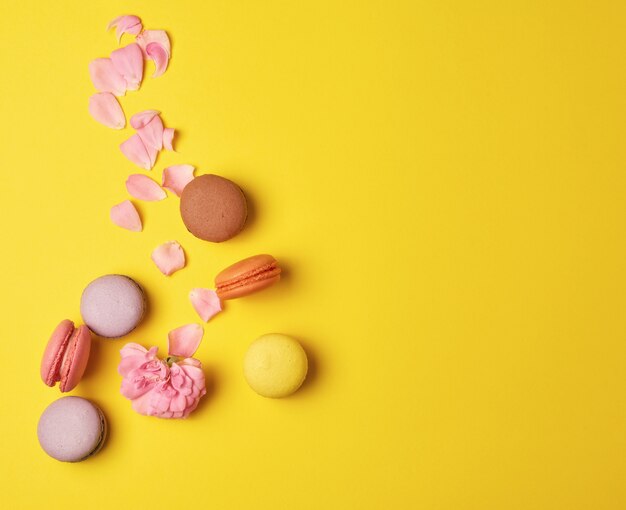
[{"left": 215, "top": 254, "right": 281, "bottom": 300}]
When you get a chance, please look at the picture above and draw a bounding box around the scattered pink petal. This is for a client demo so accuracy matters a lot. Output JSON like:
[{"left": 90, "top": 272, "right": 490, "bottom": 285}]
[
  {"left": 107, "top": 15, "right": 142, "bottom": 43},
  {"left": 89, "top": 58, "right": 127, "bottom": 96},
  {"left": 110, "top": 43, "right": 144, "bottom": 91},
  {"left": 137, "top": 115, "right": 164, "bottom": 151},
  {"left": 189, "top": 288, "right": 222, "bottom": 322},
  {"left": 130, "top": 110, "right": 160, "bottom": 129},
  {"left": 162, "top": 165, "right": 194, "bottom": 197},
  {"left": 162, "top": 128, "right": 175, "bottom": 151},
  {"left": 136, "top": 30, "right": 171, "bottom": 57},
  {"left": 120, "top": 134, "right": 152, "bottom": 170},
  {"left": 151, "top": 241, "right": 185, "bottom": 276},
  {"left": 145, "top": 42, "right": 169, "bottom": 78},
  {"left": 110, "top": 200, "right": 142, "bottom": 232},
  {"left": 126, "top": 174, "right": 166, "bottom": 201},
  {"left": 88, "top": 92, "right": 125, "bottom": 129},
  {"left": 168, "top": 324, "right": 203, "bottom": 358},
  {"left": 145, "top": 143, "right": 159, "bottom": 170}
]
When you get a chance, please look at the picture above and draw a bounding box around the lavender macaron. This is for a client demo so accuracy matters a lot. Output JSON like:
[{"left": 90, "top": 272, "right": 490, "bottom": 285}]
[
  {"left": 37, "top": 397, "right": 108, "bottom": 462},
  {"left": 80, "top": 274, "right": 146, "bottom": 338}
]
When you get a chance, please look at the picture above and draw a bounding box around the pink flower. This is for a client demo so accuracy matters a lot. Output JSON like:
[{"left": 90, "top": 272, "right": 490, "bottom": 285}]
[{"left": 118, "top": 338, "right": 206, "bottom": 419}]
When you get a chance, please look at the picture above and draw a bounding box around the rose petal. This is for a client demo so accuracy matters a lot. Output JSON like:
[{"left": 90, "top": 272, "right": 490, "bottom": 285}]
[
  {"left": 145, "top": 143, "right": 159, "bottom": 169},
  {"left": 162, "top": 165, "right": 194, "bottom": 197},
  {"left": 179, "top": 357, "right": 202, "bottom": 368},
  {"left": 180, "top": 364, "right": 206, "bottom": 390},
  {"left": 137, "top": 115, "right": 164, "bottom": 151},
  {"left": 168, "top": 324, "right": 203, "bottom": 358},
  {"left": 110, "top": 200, "right": 142, "bottom": 232},
  {"left": 107, "top": 15, "right": 142, "bottom": 43},
  {"left": 145, "top": 42, "right": 169, "bottom": 78},
  {"left": 88, "top": 92, "right": 125, "bottom": 129},
  {"left": 162, "top": 128, "right": 175, "bottom": 151},
  {"left": 151, "top": 241, "right": 185, "bottom": 276},
  {"left": 120, "top": 134, "right": 152, "bottom": 170},
  {"left": 120, "top": 343, "right": 148, "bottom": 358},
  {"left": 110, "top": 43, "right": 144, "bottom": 91},
  {"left": 130, "top": 110, "right": 160, "bottom": 129},
  {"left": 136, "top": 30, "right": 171, "bottom": 57},
  {"left": 189, "top": 288, "right": 222, "bottom": 322},
  {"left": 89, "top": 58, "right": 127, "bottom": 96},
  {"left": 126, "top": 174, "right": 166, "bottom": 201},
  {"left": 130, "top": 391, "right": 153, "bottom": 415}
]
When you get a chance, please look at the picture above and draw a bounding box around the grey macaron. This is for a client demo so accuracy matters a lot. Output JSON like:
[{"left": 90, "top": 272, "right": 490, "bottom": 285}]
[
  {"left": 37, "top": 397, "right": 108, "bottom": 462},
  {"left": 80, "top": 274, "right": 146, "bottom": 338}
]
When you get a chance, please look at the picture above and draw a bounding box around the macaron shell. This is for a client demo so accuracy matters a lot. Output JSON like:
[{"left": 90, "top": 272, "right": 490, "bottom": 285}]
[
  {"left": 37, "top": 396, "right": 107, "bottom": 462},
  {"left": 243, "top": 334, "right": 308, "bottom": 398},
  {"left": 80, "top": 275, "right": 146, "bottom": 338},
  {"left": 40, "top": 320, "right": 74, "bottom": 387},
  {"left": 215, "top": 254, "right": 278, "bottom": 284},
  {"left": 59, "top": 325, "right": 91, "bottom": 393},
  {"left": 180, "top": 174, "right": 247, "bottom": 242}
]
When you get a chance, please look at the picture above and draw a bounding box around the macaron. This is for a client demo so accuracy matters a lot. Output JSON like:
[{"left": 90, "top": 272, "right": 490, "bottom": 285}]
[
  {"left": 41, "top": 320, "right": 91, "bottom": 393},
  {"left": 37, "top": 396, "right": 108, "bottom": 462},
  {"left": 243, "top": 334, "right": 308, "bottom": 398},
  {"left": 215, "top": 254, "right": 281, "bottom": 300},
  {"left": 180, "top": 174, "right": 247, "bottom": 242},
  {"left": 80, "top": 274, "right": 146, "bottom": 338}
]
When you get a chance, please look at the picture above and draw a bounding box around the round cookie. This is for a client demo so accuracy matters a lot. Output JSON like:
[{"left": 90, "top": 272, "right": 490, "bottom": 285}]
[
  {"left": 180, "top": 174, "right": 247, "bottom": 242},
  {"left": 243, "top": 334, "right": 308, "bottom": 398},
  {"left": 37, "top": 397, "right": 108, "bottom": 462},
  {"left": 80, "top": 274, "right": 146, "bottom": 338}
]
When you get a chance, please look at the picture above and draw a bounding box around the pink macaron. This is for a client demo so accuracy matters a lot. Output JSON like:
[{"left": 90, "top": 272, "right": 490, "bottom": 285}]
[{"left": 41, "top": 320, "right": 92, "bottom": 393}]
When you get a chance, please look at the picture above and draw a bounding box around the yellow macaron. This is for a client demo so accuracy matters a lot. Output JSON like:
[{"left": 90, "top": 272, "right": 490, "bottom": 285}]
[{"left": 243, "top": 334, "right": 308, "bottom": 398}]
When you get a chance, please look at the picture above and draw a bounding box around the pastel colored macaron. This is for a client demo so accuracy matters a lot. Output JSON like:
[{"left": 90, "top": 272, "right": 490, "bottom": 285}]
[
  {"left": 41, "top": 320, "right": 91, "bottom": 393},
  {"left": 215, "top": 254, "right": 281, "bottom": 300},
  {"left": 80, "top": 274, "right": 146, "bottom": 338},
  {"left": 243, "top": 334, "right": 308, "bottom": 398},
  {"left": 37, "top": 396, "right": 108, "bottom": 462},
  {"left": 180, "top": 174, "right": 247, "bottom": 242}
]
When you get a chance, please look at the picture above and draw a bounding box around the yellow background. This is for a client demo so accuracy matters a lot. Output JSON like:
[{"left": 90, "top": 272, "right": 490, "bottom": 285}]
[{"left": 1, "top": 1, "right": 625, "bottom": 508}]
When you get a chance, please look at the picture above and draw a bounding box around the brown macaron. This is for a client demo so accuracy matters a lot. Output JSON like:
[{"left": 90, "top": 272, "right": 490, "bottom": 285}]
[
  {"left": 215, "top": 254, "right": 281, "bottom": 300},
  {"left": 180, "top": 174, "right": 247, "bottom": 242}
]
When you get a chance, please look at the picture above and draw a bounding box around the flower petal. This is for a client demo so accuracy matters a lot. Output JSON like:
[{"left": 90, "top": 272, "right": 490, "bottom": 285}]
[
  {"left": 162, "top": 128, "right": 175, "bottom": 151},
  {"left": 110, "top": 200, "right": 142, "bottom": 232},
  {"left": 110, "top": 43, "right": 144, "bottom": 91},
  {"left": 145, "top": 143, "right": 159, "bottom": 169},
  {"left": 130, "top": 110, "right": 160, "bottom": 129},
  {"left": 136, "top": 30, "right": 171, "bottom": 57},
  {"left": 180, "top": 364, "right": 206, "bottom": 391},
  {"left": 88, "top": 92, "right": 125, "bottom": 129},
  {"left": 162, "top": 165, "right": 194, "bottom": 197},
  {"left": 130, "top": 391, "right": 153, "bottom": 415},
  {"left": 120, "top": 134, "right": 152, "bottom": 170},
  {"left": 137, "top": 115, "right": 164, "bottom": 151},
  {"left": 107, "top": 15, "right": 142, "bottom": 43},
  {"left": 89, "top": 58, "right": 127, "bottom": 96},
  {"left": 179, "top": 357, "right": 202, "bottom": 368},
  {"left": 120, "top": 343, "right": 148, "bottom": 358},
  {"left": 151, "top": 241, "right": 185, "bottom": 276},
  {"left": 126, "top": 174, "right": 166, "bottom": 201},
  {"left": 145, "top": 43, "right": 169, "bottom": 78},
  {"left": 168, "top": 324, "right": 203, "bottom": 358},
  {"left": 189, "top": 288, "right": 222, "bottom": 322}
]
